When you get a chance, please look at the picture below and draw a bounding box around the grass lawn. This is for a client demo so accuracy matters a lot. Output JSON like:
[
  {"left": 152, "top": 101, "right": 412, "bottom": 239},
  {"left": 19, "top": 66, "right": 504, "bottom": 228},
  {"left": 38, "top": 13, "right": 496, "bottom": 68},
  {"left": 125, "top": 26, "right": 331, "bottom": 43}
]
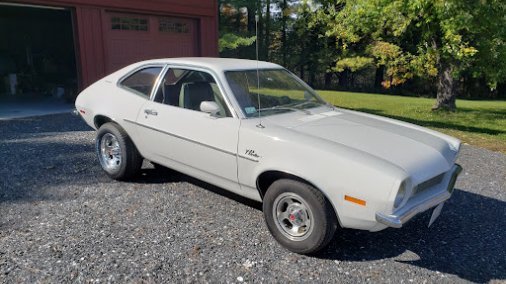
[{"left": 318, "top": 90, "right": 506, "bottom": 154}]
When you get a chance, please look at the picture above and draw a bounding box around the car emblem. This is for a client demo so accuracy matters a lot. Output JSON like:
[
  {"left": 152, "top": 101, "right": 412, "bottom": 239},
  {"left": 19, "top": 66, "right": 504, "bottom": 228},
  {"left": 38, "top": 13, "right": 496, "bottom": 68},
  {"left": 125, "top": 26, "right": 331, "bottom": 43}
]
[{"left": 245, "top": 149, "right": 260, "bottom": 158}]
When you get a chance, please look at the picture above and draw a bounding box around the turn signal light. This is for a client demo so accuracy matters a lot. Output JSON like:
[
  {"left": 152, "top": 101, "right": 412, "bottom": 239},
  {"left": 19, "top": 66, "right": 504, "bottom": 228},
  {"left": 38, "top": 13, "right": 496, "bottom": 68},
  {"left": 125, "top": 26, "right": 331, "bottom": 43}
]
[{"left": 344, "top": 195, "right": 366, "bottom": 206}]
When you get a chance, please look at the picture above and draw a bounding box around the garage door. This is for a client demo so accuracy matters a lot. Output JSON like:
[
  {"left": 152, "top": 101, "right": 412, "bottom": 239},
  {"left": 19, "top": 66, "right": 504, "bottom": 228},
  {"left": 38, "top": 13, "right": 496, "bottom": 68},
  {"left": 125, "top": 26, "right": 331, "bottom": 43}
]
[{"left": 104, "top": 12, "right": 199, "bottom": 73}]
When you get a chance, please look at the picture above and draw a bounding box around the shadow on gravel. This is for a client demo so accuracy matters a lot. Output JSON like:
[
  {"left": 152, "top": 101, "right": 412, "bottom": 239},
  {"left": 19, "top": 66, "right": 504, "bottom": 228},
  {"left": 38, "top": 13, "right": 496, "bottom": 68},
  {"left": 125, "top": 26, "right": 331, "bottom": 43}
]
[
  {"left": 0, "top": 113, "right": 91, "bottom": 138},
  {"left": 131, "top": 167, "right": 262, "bottom": 210},
  {"left": 318, "top": 189, "right": 505, "bottom": 283},
  {"left": 0, "top": 113, "right": 94, "bottom": 204},
  {"left": 0, "top": 140, "right": 95, "bottom": 203}
]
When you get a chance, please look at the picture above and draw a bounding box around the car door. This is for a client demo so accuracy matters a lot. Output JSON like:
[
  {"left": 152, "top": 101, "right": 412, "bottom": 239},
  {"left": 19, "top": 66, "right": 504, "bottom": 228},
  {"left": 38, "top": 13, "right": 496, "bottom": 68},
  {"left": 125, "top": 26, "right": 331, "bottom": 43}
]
[{"left": 134, "top": 66, "right": 241, "bottom": 191}]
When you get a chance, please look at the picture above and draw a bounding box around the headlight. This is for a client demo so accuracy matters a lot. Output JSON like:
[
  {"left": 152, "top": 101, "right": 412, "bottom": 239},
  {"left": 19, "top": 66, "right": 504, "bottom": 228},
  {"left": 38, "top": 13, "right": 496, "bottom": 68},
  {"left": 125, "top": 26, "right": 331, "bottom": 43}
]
[{"left": 394, "top": 181, "right": 406, "bottom": 208}]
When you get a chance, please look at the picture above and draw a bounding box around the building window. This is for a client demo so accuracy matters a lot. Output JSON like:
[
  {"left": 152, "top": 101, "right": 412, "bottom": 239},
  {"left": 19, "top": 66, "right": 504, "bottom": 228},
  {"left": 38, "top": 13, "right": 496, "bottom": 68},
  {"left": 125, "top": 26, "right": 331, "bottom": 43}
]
[
  {"left": 111, "top": 17, "right": 148, "bottom": 31},
  {"left": 159, "top": 17, "right": 189, "bottom": 33}
]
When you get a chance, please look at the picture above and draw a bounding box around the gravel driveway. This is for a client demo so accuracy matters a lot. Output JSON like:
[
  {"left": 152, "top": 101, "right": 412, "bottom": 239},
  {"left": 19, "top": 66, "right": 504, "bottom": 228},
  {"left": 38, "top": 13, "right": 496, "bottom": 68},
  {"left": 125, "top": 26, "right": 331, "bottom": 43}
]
[{"left": 0, "top": 113, "right": 504, "bottom": 283}]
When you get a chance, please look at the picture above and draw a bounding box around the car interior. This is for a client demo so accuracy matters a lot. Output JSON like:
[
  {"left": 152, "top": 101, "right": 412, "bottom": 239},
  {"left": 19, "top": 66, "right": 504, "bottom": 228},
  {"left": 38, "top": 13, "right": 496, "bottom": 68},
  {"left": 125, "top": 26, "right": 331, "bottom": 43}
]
[{"left": 153, "top": 69, "right": 230, "bottom": 117}]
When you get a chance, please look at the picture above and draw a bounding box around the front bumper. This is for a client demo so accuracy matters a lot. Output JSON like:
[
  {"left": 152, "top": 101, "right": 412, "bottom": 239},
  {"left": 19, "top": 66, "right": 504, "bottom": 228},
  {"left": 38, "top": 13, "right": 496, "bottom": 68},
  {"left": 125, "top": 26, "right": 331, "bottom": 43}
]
[{"left": 375, "top": 164, "right": 462, "bottom": 228}]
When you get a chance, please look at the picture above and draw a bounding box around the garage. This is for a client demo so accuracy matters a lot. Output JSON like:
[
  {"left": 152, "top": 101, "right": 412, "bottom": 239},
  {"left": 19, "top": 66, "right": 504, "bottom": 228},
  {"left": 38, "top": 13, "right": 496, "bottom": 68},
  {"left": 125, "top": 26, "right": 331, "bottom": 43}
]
[
  {"left": 0, "top": 4, "right": 77, "bottom": 101},
  {"left": 104, "top": 12, "right": 198, "bottom": 73},
  {"left": 0, "top": 0, "right": 217, "bottom": 118}
]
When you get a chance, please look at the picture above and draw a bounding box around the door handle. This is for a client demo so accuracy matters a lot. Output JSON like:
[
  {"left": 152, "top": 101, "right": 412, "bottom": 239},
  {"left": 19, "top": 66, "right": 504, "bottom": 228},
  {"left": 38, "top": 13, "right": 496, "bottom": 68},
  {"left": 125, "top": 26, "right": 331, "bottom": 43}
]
[{"left": 144, "top": 109, "right": 158, "bottom": 116}]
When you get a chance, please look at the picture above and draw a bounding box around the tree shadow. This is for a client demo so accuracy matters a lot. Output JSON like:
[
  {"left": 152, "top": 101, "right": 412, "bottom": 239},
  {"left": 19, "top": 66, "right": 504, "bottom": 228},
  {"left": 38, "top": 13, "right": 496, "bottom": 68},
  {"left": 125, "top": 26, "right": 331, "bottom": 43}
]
[
  {"left": 351, "top": 108, "right": 505, "bottom": 135},
  {"left": 457, "top": 107, "right": 506, "bottom": 117},
  {"left": 317, "top": 189, "right": 505, "bottom": 283}
]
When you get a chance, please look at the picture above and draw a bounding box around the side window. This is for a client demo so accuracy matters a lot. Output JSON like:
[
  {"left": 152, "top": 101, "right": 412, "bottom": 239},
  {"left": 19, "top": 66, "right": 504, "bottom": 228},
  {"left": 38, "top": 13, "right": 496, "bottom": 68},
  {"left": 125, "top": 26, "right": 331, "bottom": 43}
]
[
  {"left": 154, "top": 68, "right": 188, "bottom": 105},
  {"left": 153, "top": 68, "right": 232, "bottom": 117},
  {"left": 120, "top": 67, "right": 163, "bottom": 98}
]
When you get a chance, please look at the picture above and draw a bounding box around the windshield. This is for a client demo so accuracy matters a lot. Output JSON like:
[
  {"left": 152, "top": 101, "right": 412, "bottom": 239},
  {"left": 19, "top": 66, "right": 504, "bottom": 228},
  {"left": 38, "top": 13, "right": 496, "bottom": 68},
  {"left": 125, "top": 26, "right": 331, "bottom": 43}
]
[{"left": 225, "top": 69, "right": 327, "bottom": 117}]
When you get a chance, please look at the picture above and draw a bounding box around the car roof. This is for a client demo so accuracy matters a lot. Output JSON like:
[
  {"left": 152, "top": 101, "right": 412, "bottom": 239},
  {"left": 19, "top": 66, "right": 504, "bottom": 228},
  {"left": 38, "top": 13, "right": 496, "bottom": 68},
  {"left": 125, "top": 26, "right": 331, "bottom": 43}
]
[{"left": 139, "top": 57, "right": 283, "bottom": 72}]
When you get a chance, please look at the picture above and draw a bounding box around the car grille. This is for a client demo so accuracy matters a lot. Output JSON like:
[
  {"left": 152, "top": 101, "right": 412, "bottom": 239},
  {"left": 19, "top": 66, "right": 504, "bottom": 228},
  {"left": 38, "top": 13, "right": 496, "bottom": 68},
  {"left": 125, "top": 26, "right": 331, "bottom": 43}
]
[{"left": 413, "top": 173, "right": 445, "bottom": 195}]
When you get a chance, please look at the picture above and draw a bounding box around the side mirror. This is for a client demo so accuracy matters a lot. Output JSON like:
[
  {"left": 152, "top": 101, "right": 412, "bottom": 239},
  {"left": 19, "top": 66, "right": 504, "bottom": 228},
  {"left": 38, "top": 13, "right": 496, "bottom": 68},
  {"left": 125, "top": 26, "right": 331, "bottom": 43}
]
[{"left": 200, "top": 101, "right": 220, "bottom": 116}]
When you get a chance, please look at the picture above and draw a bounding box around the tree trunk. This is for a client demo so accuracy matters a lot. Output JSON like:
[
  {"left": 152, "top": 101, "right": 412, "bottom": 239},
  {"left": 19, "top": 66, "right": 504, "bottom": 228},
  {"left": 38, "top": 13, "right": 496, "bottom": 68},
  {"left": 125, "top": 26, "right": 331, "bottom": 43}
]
[
  {"left": 338, "top": 69, "right": 350, "bottom": 89},
  {"left": 265, "top": 0, "right": 271, "bottom": 60},
  {"left": 235, "top": 7, "right": 242, "bottom": 32},
  {"left": 374, "top": 65, "right": 385, "bottom": 89},
  {"left": 254, "top": 1, "right": 263, "bottom": 59},
  {"left": 324, "top": 72, "right": 332, "bottom": 89},
  {"left": 433, "top": 65, "right": 457, "bottom": 111},
  {"left": 246, "top": 6, "right": 255, "bottom": 33},
  {"left": 281, "top": 0, "right": 287, "bottom": 66},
  {"left": 309, "top": 64, "right": 316, "bottom": 88}
]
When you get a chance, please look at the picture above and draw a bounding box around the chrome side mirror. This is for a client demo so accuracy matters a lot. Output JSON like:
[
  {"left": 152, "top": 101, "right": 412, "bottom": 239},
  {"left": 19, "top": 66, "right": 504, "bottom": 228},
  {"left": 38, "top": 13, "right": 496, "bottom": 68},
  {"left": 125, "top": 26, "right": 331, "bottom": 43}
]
[{"left": 200, "top": 101, "right": 220, "bottom": 116}]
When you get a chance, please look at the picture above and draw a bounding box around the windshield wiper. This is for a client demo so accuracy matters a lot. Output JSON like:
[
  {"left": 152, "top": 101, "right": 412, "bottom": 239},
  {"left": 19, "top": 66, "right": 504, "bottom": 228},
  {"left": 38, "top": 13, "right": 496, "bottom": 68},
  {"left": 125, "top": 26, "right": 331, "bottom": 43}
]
[
  {"left": 257, "top": 106, "right": 311, "bottom": 115},
  {"left": 292, "top": 100, "right": 336, "bottom": 111},
  {"left": 289, "top": 101, "right": 319, "bottom": 109},
  {"left": 257, "top": 106, "right": 296, "bottom": 113}
]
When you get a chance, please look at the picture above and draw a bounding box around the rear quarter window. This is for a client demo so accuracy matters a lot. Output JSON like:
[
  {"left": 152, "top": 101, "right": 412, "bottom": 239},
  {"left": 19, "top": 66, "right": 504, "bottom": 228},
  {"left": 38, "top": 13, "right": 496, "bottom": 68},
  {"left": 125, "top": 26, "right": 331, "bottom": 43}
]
[{"left": 120, "top": 67, "right": 163, "bottom": 97}]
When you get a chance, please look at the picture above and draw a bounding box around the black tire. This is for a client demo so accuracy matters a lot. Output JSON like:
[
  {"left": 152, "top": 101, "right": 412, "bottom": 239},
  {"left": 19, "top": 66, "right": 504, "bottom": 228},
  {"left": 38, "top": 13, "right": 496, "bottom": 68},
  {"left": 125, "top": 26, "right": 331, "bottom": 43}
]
[
  {"left": 96, "top": 122, "right": 142, "bottom": 180},
  {"left": 263, "top": 179, "right": 338, "bottom": 254}
]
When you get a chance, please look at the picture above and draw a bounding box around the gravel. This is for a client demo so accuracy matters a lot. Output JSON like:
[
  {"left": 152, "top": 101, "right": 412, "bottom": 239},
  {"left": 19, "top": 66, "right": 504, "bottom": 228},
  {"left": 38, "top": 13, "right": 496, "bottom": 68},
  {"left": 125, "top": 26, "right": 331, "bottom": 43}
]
[{"left": 0, "top": 113, "right": 505, "bottom": 283}]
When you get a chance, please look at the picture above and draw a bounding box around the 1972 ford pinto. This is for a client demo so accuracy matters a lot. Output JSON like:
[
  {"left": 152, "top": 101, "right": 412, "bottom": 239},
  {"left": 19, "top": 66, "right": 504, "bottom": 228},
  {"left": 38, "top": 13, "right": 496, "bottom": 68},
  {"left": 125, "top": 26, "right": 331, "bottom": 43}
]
[{"left": 75, "top": 58, "right": 462, "bottom": 254}]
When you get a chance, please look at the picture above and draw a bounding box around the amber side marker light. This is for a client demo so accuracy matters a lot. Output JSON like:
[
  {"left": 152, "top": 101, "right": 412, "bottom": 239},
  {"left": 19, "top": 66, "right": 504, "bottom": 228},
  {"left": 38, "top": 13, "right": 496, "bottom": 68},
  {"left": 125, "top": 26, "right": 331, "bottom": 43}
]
[{"left": 344, "top": 195, "right": 366, "bottom": 206}]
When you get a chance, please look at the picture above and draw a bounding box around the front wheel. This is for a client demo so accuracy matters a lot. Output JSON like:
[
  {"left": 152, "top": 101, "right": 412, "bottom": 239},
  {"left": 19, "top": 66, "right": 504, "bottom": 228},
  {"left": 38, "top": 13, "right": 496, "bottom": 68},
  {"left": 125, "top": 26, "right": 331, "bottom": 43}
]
[
  {"left": 96, "top": 122, "right": 142, "bottom": 180},
  {"left": 263, "top": 179, "right": 338, "bottom": 254}
]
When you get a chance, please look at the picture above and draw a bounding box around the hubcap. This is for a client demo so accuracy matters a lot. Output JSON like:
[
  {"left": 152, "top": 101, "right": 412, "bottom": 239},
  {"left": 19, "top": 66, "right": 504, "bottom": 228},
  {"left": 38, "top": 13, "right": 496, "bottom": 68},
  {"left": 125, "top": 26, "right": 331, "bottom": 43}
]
[
  {"left": 99, "top": 133, "right": 122, "bottom": 172},
  {"left": 273, "top": 193, "right": 314, "bottom": 241}
]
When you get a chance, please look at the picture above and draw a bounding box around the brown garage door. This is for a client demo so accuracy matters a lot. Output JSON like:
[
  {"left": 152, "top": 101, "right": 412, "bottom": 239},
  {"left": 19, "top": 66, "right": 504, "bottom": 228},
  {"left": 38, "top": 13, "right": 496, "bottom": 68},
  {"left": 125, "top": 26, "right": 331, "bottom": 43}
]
[{"left": 103, "top": 12, "right": 199, "bottom": 73}]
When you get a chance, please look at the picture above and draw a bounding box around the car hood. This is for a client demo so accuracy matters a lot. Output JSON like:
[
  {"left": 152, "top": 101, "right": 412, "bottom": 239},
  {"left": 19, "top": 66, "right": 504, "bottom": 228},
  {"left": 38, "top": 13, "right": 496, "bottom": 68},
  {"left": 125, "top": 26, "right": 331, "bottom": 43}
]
[{"left": 265, "top": 107, "right": 460, "bottom": 184}]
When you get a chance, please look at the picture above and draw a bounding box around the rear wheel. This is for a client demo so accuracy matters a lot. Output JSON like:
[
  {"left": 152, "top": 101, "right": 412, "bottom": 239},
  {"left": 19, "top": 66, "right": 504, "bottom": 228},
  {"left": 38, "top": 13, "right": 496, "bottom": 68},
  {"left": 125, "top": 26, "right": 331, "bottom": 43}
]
[
  {"left": 263, "top": 179, "right": 337, "bottom": 254},
  {"left": 96, "top": 122, "right": 142, "bottom": 180}
]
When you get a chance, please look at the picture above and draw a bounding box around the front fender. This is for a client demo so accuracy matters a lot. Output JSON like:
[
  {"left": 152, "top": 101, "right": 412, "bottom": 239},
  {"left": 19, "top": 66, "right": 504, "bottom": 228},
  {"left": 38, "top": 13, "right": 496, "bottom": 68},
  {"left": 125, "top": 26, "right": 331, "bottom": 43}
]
[{"left": 238, "top": 120, "right": 406, "bottom": 231}]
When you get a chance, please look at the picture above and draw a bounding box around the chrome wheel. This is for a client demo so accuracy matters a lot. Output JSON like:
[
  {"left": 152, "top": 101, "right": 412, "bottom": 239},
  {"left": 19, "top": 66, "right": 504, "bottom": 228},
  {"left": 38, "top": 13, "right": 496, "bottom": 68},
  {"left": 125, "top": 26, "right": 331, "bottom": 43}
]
[
  {"left": 273, "top": 192, "right": 314, "bottom": 241},
  {"left": 99, "top": 133, "right": 122, "bottom": 172}
]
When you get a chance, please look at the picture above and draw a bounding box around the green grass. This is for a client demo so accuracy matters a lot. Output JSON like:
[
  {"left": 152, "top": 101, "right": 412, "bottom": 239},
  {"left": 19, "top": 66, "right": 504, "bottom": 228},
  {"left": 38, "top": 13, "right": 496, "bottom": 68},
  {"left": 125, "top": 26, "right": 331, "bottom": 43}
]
[{"left": 317, "top": 90, "right": 506, "bottom": 154}]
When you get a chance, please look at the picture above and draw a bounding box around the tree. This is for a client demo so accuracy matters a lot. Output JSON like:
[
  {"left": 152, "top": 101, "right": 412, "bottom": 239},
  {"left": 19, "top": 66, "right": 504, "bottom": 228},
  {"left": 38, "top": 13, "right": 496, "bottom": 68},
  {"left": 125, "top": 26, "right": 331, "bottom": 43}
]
[
  {"left": 264, "top": 0, "right": 271, "bottom": 60},
  {"left": 316, "top": 0, "right": 506, "bottom": 111},
  {"left": 219, "top": 33, "right": 256, "bottom": 52},
  {"left": 218, "top": 0, "right": 259, "bottom": 57}
]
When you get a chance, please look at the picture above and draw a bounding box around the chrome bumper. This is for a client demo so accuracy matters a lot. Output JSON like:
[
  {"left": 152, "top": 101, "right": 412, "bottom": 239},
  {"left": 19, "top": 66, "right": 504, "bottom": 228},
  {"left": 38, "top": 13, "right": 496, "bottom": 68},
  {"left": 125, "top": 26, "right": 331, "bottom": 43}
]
[{"left": 375, "top": 164, "right": 463, "bottom": 228}]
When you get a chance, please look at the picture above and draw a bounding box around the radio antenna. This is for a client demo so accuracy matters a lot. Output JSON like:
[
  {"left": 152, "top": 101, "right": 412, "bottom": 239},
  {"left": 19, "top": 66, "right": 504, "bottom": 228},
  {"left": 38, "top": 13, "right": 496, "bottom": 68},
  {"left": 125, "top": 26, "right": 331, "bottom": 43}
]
[{"left": 255, "top": 13, "right": 264, "bottom": 129}]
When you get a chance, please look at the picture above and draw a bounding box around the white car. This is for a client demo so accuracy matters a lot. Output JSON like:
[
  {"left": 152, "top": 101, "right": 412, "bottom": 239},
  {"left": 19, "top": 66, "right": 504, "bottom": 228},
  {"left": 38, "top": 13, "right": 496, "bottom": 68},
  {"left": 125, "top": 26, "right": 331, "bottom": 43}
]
[{"left": 75, "top": 57, "right": 462, "bottom": 254}]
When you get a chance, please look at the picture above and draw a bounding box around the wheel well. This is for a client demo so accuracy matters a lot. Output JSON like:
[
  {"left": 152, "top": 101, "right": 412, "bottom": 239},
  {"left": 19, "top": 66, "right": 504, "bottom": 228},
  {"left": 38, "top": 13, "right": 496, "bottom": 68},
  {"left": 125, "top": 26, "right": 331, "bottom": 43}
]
[
  {"left": 94, "top": 115, "right": 113, "bottom": 129},
  {"left": 257, "top": 171, "right": 316, "bottom": 199},
  {"left": 256, "top": 170, "right": 342, "bottom": 227}
]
